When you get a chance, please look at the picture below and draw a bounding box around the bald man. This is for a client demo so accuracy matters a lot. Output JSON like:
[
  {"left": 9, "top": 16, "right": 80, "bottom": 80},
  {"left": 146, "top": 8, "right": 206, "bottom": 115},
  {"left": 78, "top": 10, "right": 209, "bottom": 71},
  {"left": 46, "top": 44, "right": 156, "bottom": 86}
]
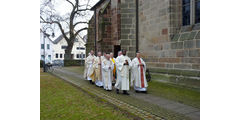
[
  {"left": 102, "top": 54, "right": 114, "bottom": 91},
  {"left": 94, "top": 52, "right": 104, "bottom": 87},
  {"left": 131, "top": 52, "right": 148, "bottom": 93},
  {"left": 85, "top": 50, "right": 96, "bottom": 84}
]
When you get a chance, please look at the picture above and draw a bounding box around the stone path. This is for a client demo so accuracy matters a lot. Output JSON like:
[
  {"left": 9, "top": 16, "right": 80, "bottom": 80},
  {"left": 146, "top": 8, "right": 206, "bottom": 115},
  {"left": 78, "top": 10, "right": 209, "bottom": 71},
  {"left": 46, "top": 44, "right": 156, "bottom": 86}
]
[{"left": 50, "top": 68, "right": 200, "bottom": 120}]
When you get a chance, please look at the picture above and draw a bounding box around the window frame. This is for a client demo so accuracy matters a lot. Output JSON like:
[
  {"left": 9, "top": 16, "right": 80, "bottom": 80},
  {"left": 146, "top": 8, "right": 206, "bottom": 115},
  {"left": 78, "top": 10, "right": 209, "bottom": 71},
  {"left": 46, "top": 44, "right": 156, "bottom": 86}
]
[
  {"left": 47, "top": 44, "right": 50, "bottom": 49},
  {"left": 182, "top": 0, "right": 200, "bottom": 26},
  {"left": 41, "top": 44, "right": 44, "bottom": 49},
  {"left": 182, "top": 0, "right": 191, "bottom": 26},
  {"left": 194, "top": 0, "right": 200, "bottom": 24},
  {"left": 41, "top": 55, "right": 44, "bottom": 60},
  {"left": 61, "top": 45, "right": 67, "bottom": 49},
  {"left": 48, "top": 55, "right": 51, "bottom": 60}
]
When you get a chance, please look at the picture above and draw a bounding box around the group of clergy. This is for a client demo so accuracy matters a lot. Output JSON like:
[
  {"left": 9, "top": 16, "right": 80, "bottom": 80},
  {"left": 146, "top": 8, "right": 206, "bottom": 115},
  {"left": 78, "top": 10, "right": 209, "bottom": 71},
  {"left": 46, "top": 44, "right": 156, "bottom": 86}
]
[{"left": 84, "top": 49, "right": 148, "bottom": 95}]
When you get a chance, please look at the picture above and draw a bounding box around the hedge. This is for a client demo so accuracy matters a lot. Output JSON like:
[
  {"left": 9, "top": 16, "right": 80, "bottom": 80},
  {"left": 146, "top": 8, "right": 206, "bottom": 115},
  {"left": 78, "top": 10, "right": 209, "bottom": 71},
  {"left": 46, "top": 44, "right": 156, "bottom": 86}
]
[
  {"left": 64, "top": 60, "right": 85, "bottom": 66},
  {"left": 40, "top": 60, "right": 44, "bottom": 68}
]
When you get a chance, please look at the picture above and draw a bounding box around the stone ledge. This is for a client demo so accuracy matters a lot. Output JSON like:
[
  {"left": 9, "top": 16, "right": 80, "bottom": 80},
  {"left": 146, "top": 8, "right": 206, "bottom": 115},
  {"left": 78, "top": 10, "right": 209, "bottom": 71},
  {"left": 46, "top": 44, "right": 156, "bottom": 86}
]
[{"left": 149, "top": 67, "right": 200, "bottom": 77}]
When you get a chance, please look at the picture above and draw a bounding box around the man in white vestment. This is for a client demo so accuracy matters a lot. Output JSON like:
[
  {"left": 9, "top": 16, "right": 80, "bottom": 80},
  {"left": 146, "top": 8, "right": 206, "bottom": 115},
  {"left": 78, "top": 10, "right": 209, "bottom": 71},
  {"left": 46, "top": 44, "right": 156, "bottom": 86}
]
[
  {"left": 83, "top": 53, "right": 91, "bottom": 79},
  {"left": 85, "top": 50, "right": 96, "bottom": 84},
  {"left": 94, "top": 52, "right": 104, "bottom": 87},
  {"left": 115, "top": 50, "right": 132, "bottom": 95},
  {"left": 114, "top": 51, "right": 122, "bottom": 93},
  {"left": 102, "top": 54, "right": 114, "bottom": 91},
  {"left": 110, "top": 52, "right": 116, "bottom": 85},
  {"left": 131, "top": 52, "right": 148, "bottom": 93},
  {"left": 101, "top": 52, "right": 107, "bottom": 87}
]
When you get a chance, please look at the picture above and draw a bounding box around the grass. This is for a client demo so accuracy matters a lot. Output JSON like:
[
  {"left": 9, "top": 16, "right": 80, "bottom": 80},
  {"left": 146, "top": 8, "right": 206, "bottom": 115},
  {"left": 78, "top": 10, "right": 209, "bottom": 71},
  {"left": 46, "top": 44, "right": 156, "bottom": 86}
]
[
  {"left": 63, "top": 66, "right": 85, "bottom": 75},
  {"left": 148, "top": 80, "right": 200, "bottom": 108},
  {"left": 40, "top": 71, "right": 134, "bottom": 120},
  {"left": 62, "top": 66, "right": 200, "bottom": 108}
]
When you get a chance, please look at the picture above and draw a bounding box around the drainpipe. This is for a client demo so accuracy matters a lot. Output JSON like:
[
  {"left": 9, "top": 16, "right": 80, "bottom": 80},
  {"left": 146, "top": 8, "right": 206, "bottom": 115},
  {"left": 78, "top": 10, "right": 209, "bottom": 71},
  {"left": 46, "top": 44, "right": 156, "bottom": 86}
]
[
  {"left": 136, "top": 0, "right": 139, "bottom": 53},
  {"left": 94, "top": 9, "right": 97, "bottom": 55}
]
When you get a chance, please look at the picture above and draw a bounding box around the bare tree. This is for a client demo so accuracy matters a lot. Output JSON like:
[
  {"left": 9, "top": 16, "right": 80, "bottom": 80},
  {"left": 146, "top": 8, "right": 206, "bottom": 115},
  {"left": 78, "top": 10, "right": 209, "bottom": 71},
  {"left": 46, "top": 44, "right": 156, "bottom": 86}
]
[{"left": 40, "top": 0, "right": 92, "bottom": 60}]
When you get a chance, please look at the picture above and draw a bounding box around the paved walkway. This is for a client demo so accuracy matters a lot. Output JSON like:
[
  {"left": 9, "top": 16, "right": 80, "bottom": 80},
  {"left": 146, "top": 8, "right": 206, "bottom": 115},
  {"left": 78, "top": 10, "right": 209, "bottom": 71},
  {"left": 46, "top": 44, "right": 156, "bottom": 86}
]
[{"left": 50, "top": 68, "right": 200, "bottom": 120}]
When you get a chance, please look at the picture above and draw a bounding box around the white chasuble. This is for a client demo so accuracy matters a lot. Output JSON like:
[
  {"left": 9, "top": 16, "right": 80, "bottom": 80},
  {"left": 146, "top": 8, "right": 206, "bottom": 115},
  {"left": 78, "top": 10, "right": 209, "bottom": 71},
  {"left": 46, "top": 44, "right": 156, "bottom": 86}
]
[
  {"left": 115, "top": 55, "right": 132, "bottom": 91},
  {"left": 131, "top": 57, "right": 148, "bottom": 91},
  {"left": 86, "top": 55, "right": 95, "bottom": 81},
  {"left": 102, "top": 59, "right": 114, "bottom": 90}
]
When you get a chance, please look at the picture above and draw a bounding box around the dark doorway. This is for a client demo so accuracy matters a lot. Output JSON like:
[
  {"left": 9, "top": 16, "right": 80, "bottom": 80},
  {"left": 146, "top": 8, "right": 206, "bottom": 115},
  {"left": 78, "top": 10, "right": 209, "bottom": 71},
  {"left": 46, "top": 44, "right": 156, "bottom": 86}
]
[{"left": 114, "top": 45, "right": 121, "bottom": 58}]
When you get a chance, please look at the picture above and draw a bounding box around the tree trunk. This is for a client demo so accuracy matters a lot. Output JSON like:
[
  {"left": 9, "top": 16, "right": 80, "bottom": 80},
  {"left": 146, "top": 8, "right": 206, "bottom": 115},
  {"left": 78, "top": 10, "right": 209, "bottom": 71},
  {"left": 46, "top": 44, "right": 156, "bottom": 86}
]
[{"left": 64, "top": 41, "right": 74, "bottom": 60}]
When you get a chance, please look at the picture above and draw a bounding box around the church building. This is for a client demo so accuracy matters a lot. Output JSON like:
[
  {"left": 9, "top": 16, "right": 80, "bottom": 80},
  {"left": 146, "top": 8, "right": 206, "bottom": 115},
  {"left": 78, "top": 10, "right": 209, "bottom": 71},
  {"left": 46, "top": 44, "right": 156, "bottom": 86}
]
[{"left": 87, "top": 0, "right": 200, "bottom": 88}]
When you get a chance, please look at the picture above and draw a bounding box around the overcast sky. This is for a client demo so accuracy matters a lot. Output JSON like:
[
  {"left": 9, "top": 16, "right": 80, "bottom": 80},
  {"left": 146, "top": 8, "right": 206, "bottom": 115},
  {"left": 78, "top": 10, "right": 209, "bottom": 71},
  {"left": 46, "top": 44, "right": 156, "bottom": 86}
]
[{"left": 41, "top": 0, "right": 99, "bottom": 40}]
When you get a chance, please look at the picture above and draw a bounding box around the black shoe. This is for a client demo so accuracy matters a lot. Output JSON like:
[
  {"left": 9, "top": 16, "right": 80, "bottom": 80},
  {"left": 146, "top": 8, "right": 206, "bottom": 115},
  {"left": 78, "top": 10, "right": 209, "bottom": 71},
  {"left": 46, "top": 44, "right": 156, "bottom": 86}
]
[
  {"left": 116, "top": 89, "right": 119, "bottom": 94},
  {"left": 123, "top": 90, "right": 129, "bottom": 95}
]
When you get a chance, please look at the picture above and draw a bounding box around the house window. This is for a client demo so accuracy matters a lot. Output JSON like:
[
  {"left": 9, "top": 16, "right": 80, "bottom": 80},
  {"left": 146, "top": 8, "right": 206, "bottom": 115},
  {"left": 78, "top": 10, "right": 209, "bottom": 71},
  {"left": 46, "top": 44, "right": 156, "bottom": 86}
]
[
  {"left": 77, "top": 47, "right": 85, "bottom": 50},
  {"left": 80, "top": 47, "right": 85, "bottom": 50},
  {"left": 41, "top": 44, "right": 44, "bottom": 49},
  {"left": 77, "top": 54, "right": 80, "bottom": 58},
  {"left": 82, "top": 54, "right": 85, "bottom": 58},
  {"left": 182, "top": 0, "right": 200, "bottom": 26},
  {"left": 60, "top": 54, "right": 63, "bottom": 58},
  {"left": 61, "top": 45, "right": 67, "bottom": 49},
  {"left": 41, "top": 55, "right": 44, "bottom": 60},
  {"left": 48, "top": 55, "right": 51, "bottom": 60},
  {"left": 47, "top": 44, "right": 50, "bottom": 49},
  {"left": 56, "top": 53, "right": 58, "bottom": 58}
]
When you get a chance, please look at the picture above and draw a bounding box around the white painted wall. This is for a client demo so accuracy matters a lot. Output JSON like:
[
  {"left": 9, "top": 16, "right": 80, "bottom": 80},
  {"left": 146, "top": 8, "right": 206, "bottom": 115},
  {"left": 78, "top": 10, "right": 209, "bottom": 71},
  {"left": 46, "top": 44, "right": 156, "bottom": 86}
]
[
  {"left": 52, "top": 34, "right": 86, "bottom": 61},
  {"left": 40, "top": 32, "right": 54, "bottom": 64}
]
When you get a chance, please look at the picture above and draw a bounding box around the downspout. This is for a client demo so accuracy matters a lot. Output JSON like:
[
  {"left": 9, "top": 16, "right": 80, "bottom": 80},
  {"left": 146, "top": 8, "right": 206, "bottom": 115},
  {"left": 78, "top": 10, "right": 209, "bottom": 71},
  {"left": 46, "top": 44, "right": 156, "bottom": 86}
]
[
  {"left": 94, "top": 9, "right": 97, "bottom": 55},
  {"left": 136, "top": 0, "right": 139, "bottom": 53}
]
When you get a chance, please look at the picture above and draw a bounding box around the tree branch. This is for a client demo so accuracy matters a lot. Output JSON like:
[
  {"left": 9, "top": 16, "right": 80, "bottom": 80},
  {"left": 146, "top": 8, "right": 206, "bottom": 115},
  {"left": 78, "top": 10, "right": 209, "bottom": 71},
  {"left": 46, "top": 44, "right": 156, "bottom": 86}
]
[
  {"left": 74, "top": 8, "right": 91, "bottom": 15},
  {"left": 66, "top": 0, "right": 74, "bottom": 7},
  {"left": 73, "top": 21, "right": 88, "bottom": 28},
  {"left": 41, "top": 17, "right": 69, "bottom": 41},
  {"left": 74, "top": 27, "right": 88, "bottom": 37}
]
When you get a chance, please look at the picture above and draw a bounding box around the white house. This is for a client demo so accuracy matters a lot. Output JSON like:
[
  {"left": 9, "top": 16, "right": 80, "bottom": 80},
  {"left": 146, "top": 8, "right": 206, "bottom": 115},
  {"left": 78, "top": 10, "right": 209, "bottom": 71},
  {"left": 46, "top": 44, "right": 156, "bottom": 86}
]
[
  {"left": 52, "top": 32, "right": 86, "bottom": 61},
  {"left": 40, "top": 30, "right": 54, "bottom": 64}
]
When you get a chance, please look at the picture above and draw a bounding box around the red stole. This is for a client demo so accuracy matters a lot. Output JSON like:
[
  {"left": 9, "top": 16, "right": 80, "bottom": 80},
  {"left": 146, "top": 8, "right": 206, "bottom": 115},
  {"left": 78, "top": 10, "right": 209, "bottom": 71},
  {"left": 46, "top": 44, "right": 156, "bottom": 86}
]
[
  {"left": 99, "top": 57, "right": 102, "bottom": 80},
  {"left": 138, "top": 58, "right": 144, "bottom": 88}
]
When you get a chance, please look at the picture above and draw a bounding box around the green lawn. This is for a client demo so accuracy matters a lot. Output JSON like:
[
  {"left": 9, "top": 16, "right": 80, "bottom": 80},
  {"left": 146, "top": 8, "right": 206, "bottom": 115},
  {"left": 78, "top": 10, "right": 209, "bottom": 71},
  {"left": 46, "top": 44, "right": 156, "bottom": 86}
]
[
  {"left": 63, "top": 66, "right": 85, "bottom": 75},
  {"left": 148, "top": 80, "right": 200, "bottom": 108},
  {"left": 62, "top": 66, "right": 200, "bottom": 108},
  {"left": 40, "top": 71, "right": 134, "bottom": 120}
]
